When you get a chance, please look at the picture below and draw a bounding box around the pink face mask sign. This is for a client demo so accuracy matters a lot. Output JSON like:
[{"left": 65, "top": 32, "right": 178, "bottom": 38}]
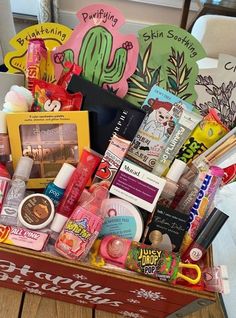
[{"left": 52, "top": 3, "right": 139, "bottom": 97}]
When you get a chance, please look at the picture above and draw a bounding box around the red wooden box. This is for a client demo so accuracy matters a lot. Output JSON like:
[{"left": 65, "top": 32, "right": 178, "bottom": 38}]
[{"left": 0, "top": 244, "right": 216, "bottom": 318}]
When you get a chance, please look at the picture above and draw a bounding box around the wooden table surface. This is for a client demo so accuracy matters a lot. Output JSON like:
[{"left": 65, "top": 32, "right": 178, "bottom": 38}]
[{"left": 0, "top": 287, "right": 226, "bottom": 318}]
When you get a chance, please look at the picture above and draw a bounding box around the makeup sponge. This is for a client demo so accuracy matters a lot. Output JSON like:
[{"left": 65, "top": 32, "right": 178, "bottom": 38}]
[{"left": 3, "top": 85, "right": 33, "bottom": 112}]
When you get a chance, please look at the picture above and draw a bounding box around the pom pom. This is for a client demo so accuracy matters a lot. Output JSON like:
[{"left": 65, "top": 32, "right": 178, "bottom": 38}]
[
  {"left": 3, "top": 85, "right": 33, "bottom": 112},
  {"left": 10, "top": 85, "right": 33, "bottom": 109},
  {"left": 3, "top": 91, "right": 28, "bottom": 112}
]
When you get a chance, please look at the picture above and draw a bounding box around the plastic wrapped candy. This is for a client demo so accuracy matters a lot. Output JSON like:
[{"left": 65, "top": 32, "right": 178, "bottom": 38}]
[{"left": 32, "top": 79, "right": 83, "bottom": 112}]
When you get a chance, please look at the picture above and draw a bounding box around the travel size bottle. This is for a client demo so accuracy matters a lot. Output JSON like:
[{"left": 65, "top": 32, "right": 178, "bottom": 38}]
[
  {"left": 44, "top": 163, "right": 76, "bottom": 207},
  {"left": 0, "top": 156, "right": 33, "bottom": 226}
]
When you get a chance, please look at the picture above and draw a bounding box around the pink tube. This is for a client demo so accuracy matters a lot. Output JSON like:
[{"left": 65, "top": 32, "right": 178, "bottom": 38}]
[{"left": 50, "top": 148, "right": 102, "bottom": 233}]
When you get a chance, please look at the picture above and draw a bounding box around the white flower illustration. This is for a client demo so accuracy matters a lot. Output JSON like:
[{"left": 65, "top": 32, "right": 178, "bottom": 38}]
[
  {"left": 139, "top": 309, "right": 148, "bottom": 314},
  {"left": 77, "top": 300, "right": 88, "bottom": 304},
  {"left": 119, "top": 311, "right": 143, "bottom": 318},
  {"left": 73, "top": 273, "right": 88, "bottom": 280},
  {"left": 127, "top": 298, "right": 140, "bottom": 304},
  {"left": 24, "top": 287, "right": 45, "bottom": 295},
  {"left": 130, "top": 288, "right": 166, "bottom": 301}
]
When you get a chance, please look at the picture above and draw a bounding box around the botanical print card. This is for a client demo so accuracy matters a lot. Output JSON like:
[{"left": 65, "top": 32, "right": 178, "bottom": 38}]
[
  {"left": 126, "top": 85, "right": 193, "bottom": 170},
  {"left": 194, "top": 54, "right": 236, "bottom": 130},
  {"left": 7, "top": 111, "right": 90, "bottom": 188},
  {"left": 126, "top": 24, "right": 206, "bottom": 107}
]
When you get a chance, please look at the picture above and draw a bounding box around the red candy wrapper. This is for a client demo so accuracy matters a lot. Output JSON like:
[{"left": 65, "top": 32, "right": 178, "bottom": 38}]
[
  {"left": 26, "top": 39, "right": 47, "bottom": 92},
  {"left": 57, "top": 61, "right": 82, "bottom": 89},
  {"left": 222, "top": 163, "right": 236, "bottom": 185},
  {"left": 32, "top": 79, "right": 83, "bottom": 112}
]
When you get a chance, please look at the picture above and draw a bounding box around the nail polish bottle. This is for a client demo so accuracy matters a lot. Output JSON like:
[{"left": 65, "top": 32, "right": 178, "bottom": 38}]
[
  {"left": 0, "top": 156, "right": 33, "bottom": 226},
  {"left": 0, "top": 111, "right": 11, "bottom": 162},
  {"left": 44, "top": 163, "right": 76, "bottom": 207}
]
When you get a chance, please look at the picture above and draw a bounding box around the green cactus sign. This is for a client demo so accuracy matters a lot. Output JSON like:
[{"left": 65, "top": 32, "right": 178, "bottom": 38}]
[
  {"left": 125, "top": 25, "right": 207, "bottom": 107},
  {"left": 52, "top": 4, "right": 139, "bottom": 97}
]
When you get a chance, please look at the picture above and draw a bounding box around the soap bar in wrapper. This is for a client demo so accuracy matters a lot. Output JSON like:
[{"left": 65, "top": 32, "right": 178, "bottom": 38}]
[{"left": 26, "top": 38, "right": 47, "bottom": 91}]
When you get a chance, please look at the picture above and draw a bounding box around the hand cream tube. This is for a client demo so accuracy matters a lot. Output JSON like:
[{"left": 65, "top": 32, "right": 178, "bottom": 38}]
[
  {"left": 50, "top": 148, "right": 102, "bottom": 233},
  {"left": 152, "top": 110, "right": 202, "bottom": 177}
]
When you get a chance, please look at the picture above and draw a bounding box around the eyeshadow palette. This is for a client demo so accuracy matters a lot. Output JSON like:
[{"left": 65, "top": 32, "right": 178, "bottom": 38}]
[{"left": 7, "top": 111, "right": 90, "bottom": 189}]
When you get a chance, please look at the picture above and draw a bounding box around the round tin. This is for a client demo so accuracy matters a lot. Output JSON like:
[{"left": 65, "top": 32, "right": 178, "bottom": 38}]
[
  {"left": 99, "top": 198, "right": 144, "bottom": 241},
  {"left": 18, "top": 193, "right": 55, "bottom": 230}
]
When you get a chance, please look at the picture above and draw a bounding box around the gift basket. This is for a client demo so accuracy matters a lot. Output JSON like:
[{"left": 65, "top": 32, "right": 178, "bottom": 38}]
[{"left": 0, "top": 3, "right": 234, "bottom": 318}]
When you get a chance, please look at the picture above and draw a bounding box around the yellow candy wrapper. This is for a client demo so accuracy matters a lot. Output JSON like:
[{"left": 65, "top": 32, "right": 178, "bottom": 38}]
[{"left": 176, "top": 108, "right": 228, "bottom": 164}]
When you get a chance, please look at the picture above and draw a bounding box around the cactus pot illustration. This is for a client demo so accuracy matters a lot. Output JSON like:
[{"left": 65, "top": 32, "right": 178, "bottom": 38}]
[{"left": 78, "top": 26, "right": 132, "bottom": 87}]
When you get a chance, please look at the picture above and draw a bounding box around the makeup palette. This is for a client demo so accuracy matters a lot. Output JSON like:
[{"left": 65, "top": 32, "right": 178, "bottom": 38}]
[
  {"left": 6, "top": 111, "right": 90, "bottom": 188},
  {"left": 20, "top": 123, "right": 78, "bottom": 178}
]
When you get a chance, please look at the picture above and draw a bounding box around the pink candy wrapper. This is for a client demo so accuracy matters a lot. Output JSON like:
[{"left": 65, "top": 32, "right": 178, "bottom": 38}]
[{"left": 0, "top": 224, "right": 49, "bottom": 251}]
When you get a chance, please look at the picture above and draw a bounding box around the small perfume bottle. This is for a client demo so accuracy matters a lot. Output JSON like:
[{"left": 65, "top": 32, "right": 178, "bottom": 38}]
[
  {"left": 0, "top": 156, "right": 33, "bottom": 226},
  {"left": 44, "top": 163, "right": 76, "bottom": 207}
]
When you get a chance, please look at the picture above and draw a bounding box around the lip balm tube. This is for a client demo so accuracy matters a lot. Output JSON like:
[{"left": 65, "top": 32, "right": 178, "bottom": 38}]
[
  {"left": 99, "top": 235, "right": 201, "bottom": 285},
  {"left": 50, "top": 148, "right": 102, "bottom": 233},
  {"left": 152, "top": 109, "right": 202, "bottom": 177},
  {"left": 180, "top": 166, "right": 224, "bottom": 254},
  {"left": 182, "top": 208, "right": 228, "bottom": 263}
]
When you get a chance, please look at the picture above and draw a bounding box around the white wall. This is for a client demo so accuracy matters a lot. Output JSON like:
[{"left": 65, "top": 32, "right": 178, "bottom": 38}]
[{"left": 58, "top": 0, "right": 200, "bottom": 31}]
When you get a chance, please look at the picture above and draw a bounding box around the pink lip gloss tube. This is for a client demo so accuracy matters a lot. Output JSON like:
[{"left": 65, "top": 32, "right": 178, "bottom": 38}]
[{"left": 50, "top": 148, "right": 102, "bottom": 233}]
